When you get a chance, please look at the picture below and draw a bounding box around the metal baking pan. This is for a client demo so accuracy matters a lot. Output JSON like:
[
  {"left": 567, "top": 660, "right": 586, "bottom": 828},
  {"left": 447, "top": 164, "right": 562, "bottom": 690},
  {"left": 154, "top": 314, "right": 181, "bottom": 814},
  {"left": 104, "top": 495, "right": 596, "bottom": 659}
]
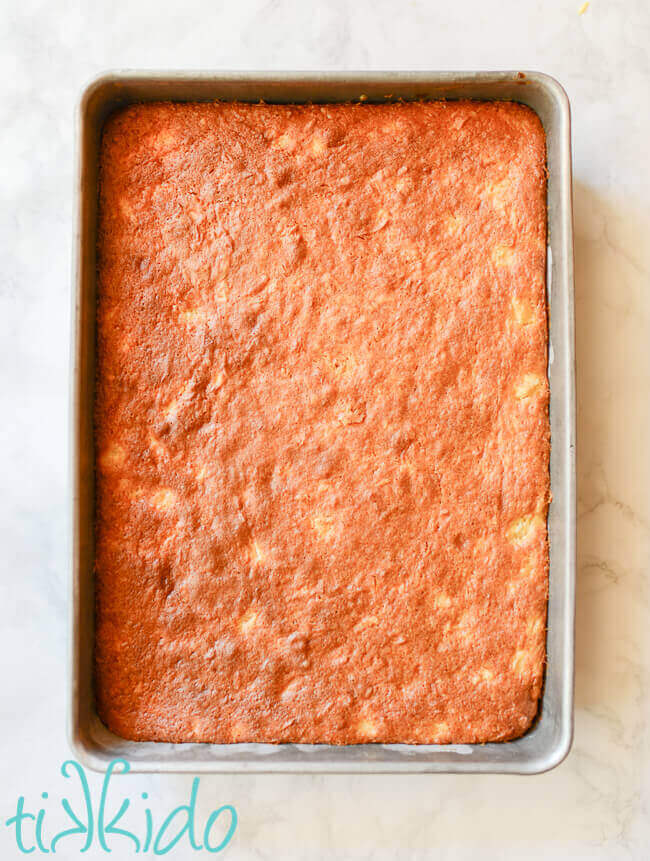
[{"left": 70, "top": 71, "right": 575, "bottom": 773}]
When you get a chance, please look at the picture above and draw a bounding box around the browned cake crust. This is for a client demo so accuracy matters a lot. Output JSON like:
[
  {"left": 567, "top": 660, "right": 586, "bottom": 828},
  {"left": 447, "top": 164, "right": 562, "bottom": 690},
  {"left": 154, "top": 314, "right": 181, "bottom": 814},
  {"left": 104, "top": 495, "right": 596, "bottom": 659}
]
[{"left": 95, "top": 100, "right": 549, "bottom": 744}]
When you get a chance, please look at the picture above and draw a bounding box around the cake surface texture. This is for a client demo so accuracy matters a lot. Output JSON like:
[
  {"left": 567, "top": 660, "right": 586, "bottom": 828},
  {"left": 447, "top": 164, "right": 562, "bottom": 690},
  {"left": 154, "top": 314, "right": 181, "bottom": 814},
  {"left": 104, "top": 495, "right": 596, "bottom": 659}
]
[{"left": 95, "top": 100, "right": 549, "bottom": 744}]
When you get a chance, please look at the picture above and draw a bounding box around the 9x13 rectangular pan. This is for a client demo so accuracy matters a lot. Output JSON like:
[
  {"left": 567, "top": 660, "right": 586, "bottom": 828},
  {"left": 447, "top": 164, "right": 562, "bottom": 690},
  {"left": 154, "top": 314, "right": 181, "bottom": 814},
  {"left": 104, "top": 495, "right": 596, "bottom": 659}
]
[{"left": 70, "top": 71, "right": 575, "bottom": 774}]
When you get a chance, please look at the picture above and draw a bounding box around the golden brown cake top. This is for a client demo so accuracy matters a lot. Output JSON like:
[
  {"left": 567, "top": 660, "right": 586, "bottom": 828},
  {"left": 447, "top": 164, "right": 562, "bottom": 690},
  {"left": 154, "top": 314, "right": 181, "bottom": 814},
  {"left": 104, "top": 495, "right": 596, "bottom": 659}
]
[{"left": 95, "top": 100, "right": 549, "bottom": 744}]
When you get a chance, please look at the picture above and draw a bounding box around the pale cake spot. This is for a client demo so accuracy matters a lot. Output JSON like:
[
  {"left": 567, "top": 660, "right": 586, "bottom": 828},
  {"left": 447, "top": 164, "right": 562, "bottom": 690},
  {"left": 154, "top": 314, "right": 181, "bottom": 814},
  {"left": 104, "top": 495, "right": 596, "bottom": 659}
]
[
  {"left": 492, "top": 244, "right": 515, "bottom": 267},
  {"left": 356, "top": 719, "right": 378, "bottom": 739},
  {"left": 395, "top": 176, "right": 413, "bottom": 198},
  {"left": 472, "top": 535, "right": 493, "bottom": 562},
  {"left": 368, "top": 167, "right": 388, "bottom": 192},
  {"left": 515, "top": 373, "right": 543, "bottom": 400},
  {"left": 482, "top": 177, "right": 512, "bottom": 213},
  {"left": 324, "top": 352, "right": 357, "bottom": 379},
  {"left": 316, "top": 479, "right": 332, "bottom": 496},
  {"left": 370, "top": 170, "right": 414, "bottom": 202},
  {"left": 179, "top": 306, "right": 219, "bottom": 326},
  {"left": 507, "top": 558, "right": 536, "bottom": 595},
  {"left": 433, "top": 592, "right": 452, "bottom": 610},
  {"left": 194, "top": 464, "right": 208, "bottom": 481},
  {"left": 189, "top": 719, "right": 205, "bottom": 738},
  {"left": 100, "top": 306, "right": 118, "bottom": 328},
  {"left": 336, "top": 401, "right": 366, "bottom": 426},
  {"left": 280, "top": 679, "right": 301, "bottom": 701},
  {"left": 355, "top": 615, "right": 378, "bottom": 631},
  {"left": 273, "top": 132, "right": 297, "bottom": 151},
  {"left": 118, "top": 197, "right": 137, "bottom": 222},
  {"left": 150, "top": 181, "right": 175, "bottom": 209},
  {"left": 400, "top": 460, "right": 416, "bottom": 480},
  {"left": 209, "top": 369, "right": 226, "bottom": 392},
  {"left": 472, "top": 667, "right": 495, "bottom": 684},
  {"left": 149, "top": 129, "right": 178, "bottom": 155},
  {"left": 380, "top": 120, "right": 403, "bottom": 136},
  {"left": 186, "top": 197, "right": 206, "bottom": 225},
  {"left": 162, "top": 381, "right": 194, "bottom": 423},
  {"left": 454, "top": 610, "right": 477, "bottom": 641},
  {"left": 454, "top": 627, "right": 474, "bottom": 646},
  {"left": 99, "top": 442, "right": 126, "bottom": 470},
  {"left": 310, "top": 136, "right": 326, "bottom": 155},
  {"left": 151, "top": 488, "right": 177, "bottom": 511},
  {"left": 369, "top": 208, "right": 390, "bottom": 233},
  {"left": 118, "top": 336, "right": 132, "bottom": 355},
  {"left": 148, "top": 434, "right": 168, "bottom": 459},
  {"left": 249, "top": 539, "right": 266, "bottom": 564},
  {"left": 520, "top": 558, "right": 535, "bottom": 578},
  {"left": 373, "top": 292, "right": 392, "bottom": 307},
  {"left": 445, "top": 215, "right": 463, "bottom": 236},
  {"left": 182, "top": 256, "right": 212, "bottom": 291},
  {"left": 177, "top": 569, "right": 203, "bottom": 605},
  {"left": 512, "top": 648, "right": 534, "bottom": 677},
  {"left": 163, "top": 399, "right": 180, "bottom": 423},
  {"left": 527, "top": 614, "right": 545, "bottom": 638},
  {"left": 311, "top": 513, "right": 335, "bottom": 538},
  {"left": 117, "top": 477, "right": 134, "bottom": 496},
  {"left": 511, "top": 297, "right": 535, "bottom": 326},
  {"left": 240, "top": 609, "right": 259, "bottom": 634},
  {"left": 507, "top": 513, "right": 545, "bottom": 547},
  {"left": 397, "top": 239, "right": 421, "bottom": 266},
  {"left": 205, "top": 227, "right": 234, "bottom": 284},
  {"left": 431, "top": 721, "right": 451, "bottom": 742},
  {"left": 231, "top": 722, "right": 247, "bottom": 742}
]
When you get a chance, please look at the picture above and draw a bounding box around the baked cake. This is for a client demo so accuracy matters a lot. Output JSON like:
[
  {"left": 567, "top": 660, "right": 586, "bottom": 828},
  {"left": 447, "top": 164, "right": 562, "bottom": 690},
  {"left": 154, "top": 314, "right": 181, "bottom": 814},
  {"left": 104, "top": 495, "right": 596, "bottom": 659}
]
[{"left": 95, "top": 100, "right": 549, "bottom": 744}]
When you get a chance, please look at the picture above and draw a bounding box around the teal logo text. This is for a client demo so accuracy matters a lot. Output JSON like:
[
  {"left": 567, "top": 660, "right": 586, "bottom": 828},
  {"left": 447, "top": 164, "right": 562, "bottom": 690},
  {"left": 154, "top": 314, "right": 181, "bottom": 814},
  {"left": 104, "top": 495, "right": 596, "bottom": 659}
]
[{"left": 5, "top": 759, "right": 237, "bottom": 854}]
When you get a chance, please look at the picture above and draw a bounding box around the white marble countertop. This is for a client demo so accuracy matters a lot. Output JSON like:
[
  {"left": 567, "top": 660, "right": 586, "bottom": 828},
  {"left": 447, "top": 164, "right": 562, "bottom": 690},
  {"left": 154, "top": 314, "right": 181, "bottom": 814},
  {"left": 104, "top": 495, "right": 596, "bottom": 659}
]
[{"left": 1, "top": 0, "right": 649, "bottom": 857}]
